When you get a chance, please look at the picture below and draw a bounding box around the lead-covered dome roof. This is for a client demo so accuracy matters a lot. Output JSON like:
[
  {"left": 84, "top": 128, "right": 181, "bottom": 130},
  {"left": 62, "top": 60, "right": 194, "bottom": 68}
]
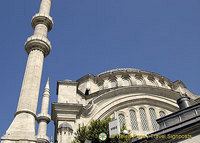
[
  {"left": 58, "top": 122, "right": 73, "bottom": 130},
  {"left": 97, "top": 68, "right": 140, "bottom": 76}
]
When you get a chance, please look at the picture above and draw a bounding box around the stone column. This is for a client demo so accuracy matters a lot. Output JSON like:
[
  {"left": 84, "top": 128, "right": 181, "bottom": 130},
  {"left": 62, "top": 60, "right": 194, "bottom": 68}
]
[
  {"left": 37, "top": 78, "right": 51, "bottom": 143},
  {"left": 1, "top": 0, "right": 53, "bottom": 142}
]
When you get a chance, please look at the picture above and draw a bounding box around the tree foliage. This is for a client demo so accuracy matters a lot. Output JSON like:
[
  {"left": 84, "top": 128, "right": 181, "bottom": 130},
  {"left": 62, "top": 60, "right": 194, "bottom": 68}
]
[{"left": 72, "top": 118, "right": 131, "bottom": 143}]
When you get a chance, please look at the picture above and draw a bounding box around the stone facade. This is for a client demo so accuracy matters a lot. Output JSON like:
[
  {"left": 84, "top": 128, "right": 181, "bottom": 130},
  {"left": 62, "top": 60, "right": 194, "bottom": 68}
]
[
  {"left": 1, "top": 0, "right": 200, "bottom": 143},
  {"left": 1, "top": 0, "right": 53, "bottom": 142},
  {"left": 52, "top": 68, "right": 200, "bottom": 143}
]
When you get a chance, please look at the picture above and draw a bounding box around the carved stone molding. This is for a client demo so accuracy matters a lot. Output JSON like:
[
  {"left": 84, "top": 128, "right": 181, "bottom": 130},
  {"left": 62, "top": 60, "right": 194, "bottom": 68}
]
[
  {"left": 31, "top": 13, "right": 53, "bottom": 32},
  {"left": 25, "top": 35, "right": 52, "bottom": 57}
]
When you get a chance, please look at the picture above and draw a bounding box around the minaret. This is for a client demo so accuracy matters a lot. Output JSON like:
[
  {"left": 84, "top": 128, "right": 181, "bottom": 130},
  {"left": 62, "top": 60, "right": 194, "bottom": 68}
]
[
  {"left": 37, "top": 78, "right": 51, "bottom": 143},
  {"left": 1, "top": 0, "right": 53, "bottom": 142},
  {"left": 50, "top": 136, "right": 53, "bottom": 143}
]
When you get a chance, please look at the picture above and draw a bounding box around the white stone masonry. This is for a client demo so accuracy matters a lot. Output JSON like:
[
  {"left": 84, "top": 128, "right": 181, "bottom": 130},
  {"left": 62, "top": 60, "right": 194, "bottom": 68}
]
[
  {"left": 1, "top": 0, "right": 53, "bottom": 142},
  {"left": 37, "top": 78, "right": 51, "bottom": 143}
]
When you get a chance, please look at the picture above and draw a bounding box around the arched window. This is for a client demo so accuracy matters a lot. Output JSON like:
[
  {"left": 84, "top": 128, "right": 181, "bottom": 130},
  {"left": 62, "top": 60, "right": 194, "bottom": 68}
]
[
  {"left": 111, "top": 80, "right": 117, "bottom": 88},
  {"left": 129, "top": 110, "right": 138, "bottom": 130},
  {"left": 149, "top": 108, "right": 159, "bottom": 131},
  {"left": 159, "top": 111, "right": 166, "bottom": 117},
  {"left": 139, "top": 108, "right": 149, "bottom": 131},
  {"left": 135, "top": 74, "right": 144, "bottom": 85},
  {"left": 118, "top": 114, "right": 125, "bottom": 127},
  {"left": 124, "top": 79, "right": 130, "bottom": 86},
  {"left": 99, "top": 84, "right": 103, "bottom": 90}
]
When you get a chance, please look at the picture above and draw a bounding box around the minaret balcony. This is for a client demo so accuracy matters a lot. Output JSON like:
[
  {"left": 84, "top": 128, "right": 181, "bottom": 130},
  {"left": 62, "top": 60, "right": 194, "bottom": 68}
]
[
  {"left": 37, "top": 135, "right": 50, "bottom": 143},
  {"left": 31, "top": 13, "right": 53, "bottom": 32},
  {"left": 37, "top": 113, "right": 51, "bottom": 123},
  {"left": 25, "top": 35, "right": 51, "bottom": 57}
]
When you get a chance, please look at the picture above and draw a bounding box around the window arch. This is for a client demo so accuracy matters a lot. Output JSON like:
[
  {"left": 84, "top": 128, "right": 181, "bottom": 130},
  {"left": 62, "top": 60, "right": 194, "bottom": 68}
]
[
  {"left": 123, "top": 79, "right": 131, "bottom": 86},
  {"left": 139, "top": 108, "right": 149, "bottom": 131},
  {"left": 159, "top": 111, "right": 166, "bottom": 117},
  {"left": 118, "top": 114, "right": 125, "bottom": 127},
  {"left": 129, "top": 110, "right": 138, "bottom": 130},
  {"left": 149, "top": 108, "right": 159, "bottom": 131},
  {"left": 111, "top": 80, "right": 117, "bottom": 88},
  {"left": 99, "top": 84, "right": 104, "bottom": 90}
]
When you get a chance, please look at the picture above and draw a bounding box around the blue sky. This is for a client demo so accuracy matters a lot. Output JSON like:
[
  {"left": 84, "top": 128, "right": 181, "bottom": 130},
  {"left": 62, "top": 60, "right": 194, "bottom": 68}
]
[{"left": 0, "top": 0, "right": 200, "bottom": 139}]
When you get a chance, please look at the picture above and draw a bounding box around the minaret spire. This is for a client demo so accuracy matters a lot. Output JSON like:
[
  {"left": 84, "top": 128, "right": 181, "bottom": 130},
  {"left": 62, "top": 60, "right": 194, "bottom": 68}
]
[
  {"left": 37, "top": 78, "right": 51, "bottom": 143},
  {"left": 1, "top": 0, "right": 53, "bottom": 142}
]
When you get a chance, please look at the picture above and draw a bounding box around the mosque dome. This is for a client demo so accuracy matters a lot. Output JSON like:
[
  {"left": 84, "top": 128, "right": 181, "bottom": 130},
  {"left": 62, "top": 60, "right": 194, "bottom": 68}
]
[
  {"left": 54, "top": 68, "right": 200, "bottom": 143},
  {"left": 76, "top": 68, "right": 177, "bottom": 96},
  {"left": 97, "top": 68, "right": 141, "bottom": 76}
]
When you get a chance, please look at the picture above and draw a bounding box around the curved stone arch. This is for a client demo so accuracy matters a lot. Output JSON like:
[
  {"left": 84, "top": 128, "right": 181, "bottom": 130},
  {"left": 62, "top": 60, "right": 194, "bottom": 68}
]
[
  {"left": 117, "top": 110, "right": 127, "bottom": 117},
  {"left": 135, "top": 74, "right": 145, "bottom": 85},
  {"left": 96, "top": 78, "right": 104, "bottom": 91},
  {"left": 122, "top": 77, "right": 132, "bottom": 87},
  {"left": 121, "top": 74, "right": 132, "bottom": 86},
  {"left": 108, "top": 75, "right": 118, "bottom": 88},
  {"left": 135, "top": 77, "right": 146, "bottom": 85},
  {"left": 146, "top": 75, "right": 159, "bottom": 87},
  {"left": 103, "top": 79, "right": 110, "bottom": 89},
  {"left": 157, "top": 108, "right": 167, "bottom": 113},
  {"left": 128, "top": 106, "right": 138, "bottom": 112},
  {"left": 84, "top": 95, "right": 177, "bottom": 121},
  {"left": 157, "top": 107, "right": 169, "bottom": 116},
  {"left": 159, "top": 110, "right": 167, "bottom": 117},
  {"left": 138, "top": 105, "right": 148, "bottom": 111},
  {"left": 110, "top": 80, "right": 118, "bottom": 88},
  {"left": 92, "top": 86, "right": 182, "bottom": 105},
  {"left": 81, "top": 86, "right": 186, "bottom": 127},
  {"left": 84, "top": 96, "right": 179, "bottom": 125}
]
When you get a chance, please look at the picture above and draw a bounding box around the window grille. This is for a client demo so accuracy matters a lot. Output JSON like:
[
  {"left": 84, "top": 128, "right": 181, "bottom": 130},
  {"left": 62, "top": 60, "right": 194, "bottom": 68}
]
[
  {"left": 118, "top": 114, "right": 125, "bottom": 127},
  {"left": 129, "top": 110, "right": 138, "bottom": 130},
  {"left": 139, "top": 108, "right": 149, "bottom": 131},
  {"left": 159, "top": 111, "right": 166, "bottom": 117},
  {"left": 149, "top": 108, "right": 159, "bottom": 131}
]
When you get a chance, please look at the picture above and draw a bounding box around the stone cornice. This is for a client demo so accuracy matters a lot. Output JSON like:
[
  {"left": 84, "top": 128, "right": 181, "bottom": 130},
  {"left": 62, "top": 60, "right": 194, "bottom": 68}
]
[
  {"left": 80, "top": 86, "right": 198, "bottom": 118},
  {"left": 75, "top": 68, "right": 175, "bottom": 91},
  {"left": 1, "top": 135, "right": 37, "bottom": 142},
  {"left": 31, "top": 13, "right": 53, "bottom": 32},
  {"left": 14, "top": 109, "right": 36, "bottom": 119},
  {"left": 37, "top": 135, "right": 49, "bottom": 143},
  {"left": 173, "top": 80, "right": 186, "bottom": 89},
  {"left": 25, "top": 35, "right": 51, "bottom": 57},
  {"left": 84, "top": 85, "right": 180, "bottom": 100},
  {"left": 51, "top": 103, "right": 83, "bottom": 122},
  {"left": 76, "top": 74, "right": 95, "bottom": 82},
  {"left": 37, "top": 113, "right": 51, "bottom": 123},
  {"left": 56, "top": 80, "right": 78, "bottom": 95}
]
